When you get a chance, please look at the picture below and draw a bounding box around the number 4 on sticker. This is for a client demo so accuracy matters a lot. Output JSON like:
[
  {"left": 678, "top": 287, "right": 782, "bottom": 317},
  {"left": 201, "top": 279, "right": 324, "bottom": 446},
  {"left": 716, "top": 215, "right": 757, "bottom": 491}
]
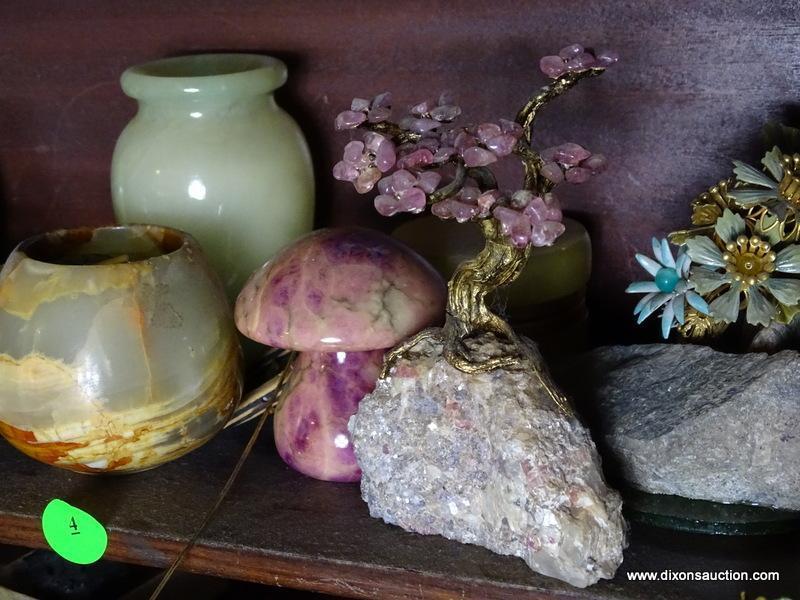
[{"left": 42, "top": 499, "right": 107, "bottom": 564}]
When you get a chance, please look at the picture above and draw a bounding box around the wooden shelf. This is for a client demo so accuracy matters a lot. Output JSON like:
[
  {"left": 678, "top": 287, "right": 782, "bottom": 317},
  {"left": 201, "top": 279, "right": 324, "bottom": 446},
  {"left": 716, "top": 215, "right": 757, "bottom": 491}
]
[{"left": 0, "top": 425, "right": 797, "bottom": 599}]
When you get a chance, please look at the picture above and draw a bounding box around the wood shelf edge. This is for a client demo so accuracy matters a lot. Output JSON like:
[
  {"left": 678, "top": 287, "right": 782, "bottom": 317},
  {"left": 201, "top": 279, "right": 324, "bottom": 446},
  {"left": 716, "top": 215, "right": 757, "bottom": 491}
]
[{"left": 0, "top": 513, "right": 588, "bottom": 600}]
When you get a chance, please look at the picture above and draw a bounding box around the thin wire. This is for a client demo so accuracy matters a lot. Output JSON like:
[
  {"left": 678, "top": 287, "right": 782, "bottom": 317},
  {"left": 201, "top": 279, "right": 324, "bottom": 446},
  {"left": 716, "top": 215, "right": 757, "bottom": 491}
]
[{"left": 148, "top": 354, "right": 294, "bottom": 600}]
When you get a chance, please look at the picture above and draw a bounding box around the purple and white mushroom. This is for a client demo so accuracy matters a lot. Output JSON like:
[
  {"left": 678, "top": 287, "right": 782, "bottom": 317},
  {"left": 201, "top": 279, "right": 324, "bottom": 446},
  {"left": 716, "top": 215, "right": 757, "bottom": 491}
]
[{"left": 235, "top": 227, "right": 446, "bottom": 481}]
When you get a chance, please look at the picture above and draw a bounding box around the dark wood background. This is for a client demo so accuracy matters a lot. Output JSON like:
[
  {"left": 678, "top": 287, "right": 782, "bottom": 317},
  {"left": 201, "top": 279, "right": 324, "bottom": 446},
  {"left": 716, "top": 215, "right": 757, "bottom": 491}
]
[{"left": 1, "top": 0, "right": 799, "bottom": 342}]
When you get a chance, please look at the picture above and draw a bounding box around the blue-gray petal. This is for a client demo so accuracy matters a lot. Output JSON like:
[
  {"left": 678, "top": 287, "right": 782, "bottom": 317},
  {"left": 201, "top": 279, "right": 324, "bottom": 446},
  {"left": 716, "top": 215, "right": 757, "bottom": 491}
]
[
  {"left": 651, "top": 237, "right": 663, "bottom": 264},
  {"left": 673, "top": 295, "right": 685, "bottom": 325},
  {"left": 689, "top": 267, "right": 728, "bottom": 295},
  {"left": 660, "top": 239, "right": 675, "bottom": 268},
  {"left": 634, "top": 292, "right": 657, "bottom": 316},
  {"left": 627, "top": 281, "right": 660, "bottom": 294},
  {"left": 661, "top": 299, "right": 675, "bottom": 339},
  {"left": 714, "top": 209, "right": 746, "bottom": 244},
  {"left": 766, "top": 278, "right": 800, "bottom": 306},
  {"left": 686, "top": 290, "right": 710, "bottom": 315},
  {"left": 635, "top": 253, "right": 662, "bottom": 276},
  {"left": 774, "top": 245, "right": 800, "bottom": 273},
  {"left": 637, "top": 293, "right": 671, "bottom": 324},
  {"left": 709, "top": 283, "right": 742, "bottom": 323},
  {"left": 685, "top": 236, "right": 725, "bottom": 267},
  {"left": 745, "top": 287, "right": 776, "bottom": 326}
]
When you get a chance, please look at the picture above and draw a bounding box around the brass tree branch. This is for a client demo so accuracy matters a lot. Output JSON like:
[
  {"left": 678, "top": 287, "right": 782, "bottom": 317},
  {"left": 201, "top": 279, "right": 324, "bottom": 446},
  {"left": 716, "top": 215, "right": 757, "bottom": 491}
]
[
  {"left": 515, "top": 68, "right": 605, "bottom": 145},
  {"left": 512, "top": 68, "right": 605, "bottom": 195},
  {"left": 429, "top": 162, "right": 467, "bottom": 203},
  {"left": 467, "top": 166, "right": 498, "bottom": 191},
  {"left": 364, "top": 120, "right": 421, "bottom": 145}
]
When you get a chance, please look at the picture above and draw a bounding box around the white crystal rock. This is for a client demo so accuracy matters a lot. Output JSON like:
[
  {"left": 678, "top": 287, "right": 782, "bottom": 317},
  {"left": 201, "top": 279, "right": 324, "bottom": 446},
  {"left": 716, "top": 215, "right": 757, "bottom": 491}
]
[{"left": 349, "top": 334, "right": 627, "bottom": 588}]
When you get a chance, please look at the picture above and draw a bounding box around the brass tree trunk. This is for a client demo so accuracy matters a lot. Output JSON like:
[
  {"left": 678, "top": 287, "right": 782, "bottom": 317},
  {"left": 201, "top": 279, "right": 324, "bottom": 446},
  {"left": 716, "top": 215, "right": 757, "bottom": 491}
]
[{"left": 441, "top": 219, "right": 530, "bottom": 373}]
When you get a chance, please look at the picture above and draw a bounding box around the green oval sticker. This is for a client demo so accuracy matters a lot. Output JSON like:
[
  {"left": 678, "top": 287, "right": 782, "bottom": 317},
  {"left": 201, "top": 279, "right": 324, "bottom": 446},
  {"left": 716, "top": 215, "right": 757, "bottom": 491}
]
[{"left": 42, "top": 499, "right": 107, "bottom": 564}]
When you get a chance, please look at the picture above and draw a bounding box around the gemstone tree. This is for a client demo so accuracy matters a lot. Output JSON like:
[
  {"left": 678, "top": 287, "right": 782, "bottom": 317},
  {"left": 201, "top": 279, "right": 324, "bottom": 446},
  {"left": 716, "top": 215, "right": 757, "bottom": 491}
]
[{"left": 332, "top": 44, "right": 618, "bottom": 374}]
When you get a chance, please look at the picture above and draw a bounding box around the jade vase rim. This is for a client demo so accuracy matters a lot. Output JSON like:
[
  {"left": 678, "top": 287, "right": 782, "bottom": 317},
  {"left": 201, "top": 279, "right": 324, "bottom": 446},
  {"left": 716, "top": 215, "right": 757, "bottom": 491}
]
[{"left": 120, "top": 53, "right": 288, "bottom": 100}]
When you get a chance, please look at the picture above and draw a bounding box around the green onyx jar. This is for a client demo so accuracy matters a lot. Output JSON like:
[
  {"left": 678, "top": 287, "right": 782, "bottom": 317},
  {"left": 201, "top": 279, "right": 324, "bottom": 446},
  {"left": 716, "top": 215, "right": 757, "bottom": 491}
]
[
  {"left": 111, "top": 54, "right": 315, "bottom": 302},
  {"left": 0, "top": 225, "right": 242, "bottom": 473}
]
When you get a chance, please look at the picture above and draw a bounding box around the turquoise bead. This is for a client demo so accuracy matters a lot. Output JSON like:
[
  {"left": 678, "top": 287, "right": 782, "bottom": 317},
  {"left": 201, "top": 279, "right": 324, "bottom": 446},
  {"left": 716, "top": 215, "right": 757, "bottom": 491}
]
[{"left": 655, "top": 267, "right": 680, "bottom": 293}]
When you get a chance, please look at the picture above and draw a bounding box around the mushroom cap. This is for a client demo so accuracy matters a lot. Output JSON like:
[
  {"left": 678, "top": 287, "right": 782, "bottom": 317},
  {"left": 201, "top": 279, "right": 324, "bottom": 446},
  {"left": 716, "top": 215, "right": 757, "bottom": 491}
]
[{"left": 235, "top": 227, "right": 446, "bottom": 352}]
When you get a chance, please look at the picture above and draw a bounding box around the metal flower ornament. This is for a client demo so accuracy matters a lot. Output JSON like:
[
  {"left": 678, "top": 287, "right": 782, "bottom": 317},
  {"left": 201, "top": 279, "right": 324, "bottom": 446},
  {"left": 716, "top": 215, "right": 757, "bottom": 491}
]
[
  {"left": 333, "top": 43, "right": 618, "bottom": 374},
  {"left": 627, "top": 239, "right": 710, "bottom": 339},
  {"left": 628, "top": 128, "right": 800, "bottom": 341}
]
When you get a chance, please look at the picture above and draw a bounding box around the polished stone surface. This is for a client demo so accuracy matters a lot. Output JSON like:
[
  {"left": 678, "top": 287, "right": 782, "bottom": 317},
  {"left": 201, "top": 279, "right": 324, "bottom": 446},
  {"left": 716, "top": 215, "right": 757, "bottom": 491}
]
[
  {"left": 112, "top": 54, "right": 314, "bottom": 302},
  {"left": 350, "top": 333, "right": 626, "bottom": 588},
  {"left": 274, "top": 349, "right": 383, "bottom": 482},
  {"left": 235, "top": 227, "right": 446, "bottom": 352},
  {"left": 0, "top": 225, "right": 242, "bottom": 473}
]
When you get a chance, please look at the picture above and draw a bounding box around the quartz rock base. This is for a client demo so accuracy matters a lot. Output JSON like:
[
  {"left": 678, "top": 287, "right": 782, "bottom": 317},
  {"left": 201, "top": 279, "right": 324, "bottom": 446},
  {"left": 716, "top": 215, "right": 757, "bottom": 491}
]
[
  {"left": 349, "top": 333, "right": 626, "bottom": 588},
  {"left": 562, "top": 344, "right": 800, "bottom": 511}
]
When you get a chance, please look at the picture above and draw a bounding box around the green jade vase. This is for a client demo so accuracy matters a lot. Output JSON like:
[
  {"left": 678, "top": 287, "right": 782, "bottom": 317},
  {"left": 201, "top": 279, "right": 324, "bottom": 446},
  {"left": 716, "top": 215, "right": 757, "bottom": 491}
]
[{"left": 112, "top": 54, "right": 315, "bottom": 302}]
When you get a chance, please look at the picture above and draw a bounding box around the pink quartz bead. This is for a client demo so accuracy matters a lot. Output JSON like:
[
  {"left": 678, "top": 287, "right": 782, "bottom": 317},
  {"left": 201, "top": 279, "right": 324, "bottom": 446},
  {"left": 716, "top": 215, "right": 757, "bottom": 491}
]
[
  {"left": 335, "top": 110, "right": 366, "bottom": 130},
  {"left": 559, "top": 43, "right": 584, "bottom": 59},
  {"left": 485, "top": 133, "right": 517, "bottom": 157},
  {"left": 432, "top": 146, "right": 455, "bottom": 163},
  {"left": 541, "top": 160, "right": 564, "bottom": 183},
  {"left": 408, "top": 118, "right": 440, "bottom": 133},
  {"left": 524, "top": 193, "right": 563, "bottom": 223},
  {"left": 351, "top": 97, "right": 370, "bottom": 112},
  {"left": 595, "top": 49, "right": 619, "bottom": 67},
  {"left": 493, "top": 206, "right": 532, "bottom": 248},
  {"left": 411, "top": 100, "right": 433, "bottom": 115},
  {"left": 431, "top": 104, "right": 461, "bottom": 122},
  {"left": 477, "top": 189, "right": 502, "bottom": 217},
  {"left": 417, "top": 171, "right": 442, "bottom": 193},
  {"left": 364, "top": 132, "right": 396, "bottom": 172},
  {"left": 566, "top": 52, "right": 597, "bottom": 71},
  {"left": 368, "top": 106, "right": 391, "bottom": 123},
  {"left": 397, "top": 148, "right": 434, "bottom": 169},
  {"left": 462, "top": 146, "right": 498, "bottom": 167},
  {"left": 332, "top": 161, "right": 359, "bottom": 182},
  {"left": 581, "top": 153, "right": 608, "bottom": 174},
  {"left": 476, "top": 123, "right": 502, "bottom": 144},
  {"left": 499, "top": 118, "right": 523, "bottom": 137},
  {"left": 540, "top": 55, "right": 567, "bottom": 78},
  {"left": 431, "top": 198, "right": 479, "bottom": 223},
  {"left": 542, "top": 142, "right": 591, "bottom": 166},
  {"left": 354, "top": 166, "right": 381, "bottom": 194},
  {"left": 454, "top": 131, "right": 477, "bottom": 152},
  {"left": 565, "top": 166, "right": 592, "bottom": 183},
  {"left": 374, "top": 187, "right": 426, "bottom": 216},
  {"left": 372, "top": 92, "right": 392, "bottom": 108},
  {"left": 530, "top": 220, "right": 566, "bottom": 247}
]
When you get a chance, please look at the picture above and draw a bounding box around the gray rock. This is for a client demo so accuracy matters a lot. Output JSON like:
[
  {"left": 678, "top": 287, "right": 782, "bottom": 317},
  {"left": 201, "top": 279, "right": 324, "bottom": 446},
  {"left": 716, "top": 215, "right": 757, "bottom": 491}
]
[
  {"left": 349, "top": 333, "right": 626, "bottom": 588},
  {"left": 563, "top": 344, "right": 800, "bottom": 511}
]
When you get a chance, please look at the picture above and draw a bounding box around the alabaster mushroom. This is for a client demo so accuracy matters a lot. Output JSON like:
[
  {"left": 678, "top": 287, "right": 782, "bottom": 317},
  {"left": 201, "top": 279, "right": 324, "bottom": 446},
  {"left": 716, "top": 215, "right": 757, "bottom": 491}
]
[{"left": 235, "top": 227, "right": 445, "bottom": 481}]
